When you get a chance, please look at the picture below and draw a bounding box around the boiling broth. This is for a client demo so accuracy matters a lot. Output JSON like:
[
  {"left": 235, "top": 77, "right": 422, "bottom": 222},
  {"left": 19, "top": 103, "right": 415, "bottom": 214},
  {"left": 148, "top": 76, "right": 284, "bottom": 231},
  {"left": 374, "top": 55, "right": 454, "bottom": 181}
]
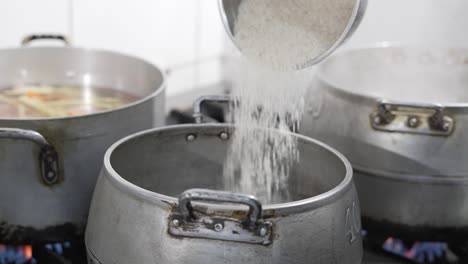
[{"left": 0, "top": 85, "right": 139, "bottom": 118}]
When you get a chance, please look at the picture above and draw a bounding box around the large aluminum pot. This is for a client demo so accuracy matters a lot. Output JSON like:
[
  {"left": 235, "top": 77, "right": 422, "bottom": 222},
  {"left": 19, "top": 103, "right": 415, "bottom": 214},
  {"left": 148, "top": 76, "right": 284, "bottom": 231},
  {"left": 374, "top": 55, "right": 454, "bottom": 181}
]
[
  {"left": 85, "top": 124, "right": 362, "bottom": 264},
  {"left": 302, "top": 44, "right": 468, "bottom": 242},
  {"left": 0, "top": 35, "right": 165, "bottom": 244}
]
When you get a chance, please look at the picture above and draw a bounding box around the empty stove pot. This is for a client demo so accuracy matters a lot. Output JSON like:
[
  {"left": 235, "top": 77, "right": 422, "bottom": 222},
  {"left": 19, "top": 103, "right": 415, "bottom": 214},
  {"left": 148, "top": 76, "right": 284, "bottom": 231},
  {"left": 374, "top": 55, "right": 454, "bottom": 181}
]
[
  {"left": 302, "top": 44, "right": 468, "bottom": 242},
  {"left": 85, "top": 124, "right": 362, "bottom": 264},
  {"left": 0, "top": 35, "right": 165, "bottom": 244}
]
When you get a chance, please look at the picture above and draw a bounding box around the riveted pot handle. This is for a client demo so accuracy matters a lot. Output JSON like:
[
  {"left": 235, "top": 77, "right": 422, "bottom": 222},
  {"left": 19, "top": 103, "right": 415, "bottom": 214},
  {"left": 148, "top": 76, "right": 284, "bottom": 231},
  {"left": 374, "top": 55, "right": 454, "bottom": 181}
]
[
  {"left": 21, "top": 34, "right": 70, "bottom": 46},
  {"left": 169, "top": 188, "right": 273, "bottom": 245},
  {"left": 0, "top": 128, "right": 60, "bottom": 185},
  {"left": 371, "top": 100, "right": 454, "bottom": 136},
  {"left": 193, "top": 95, "right": 233, "bottom": 124},
  {"left": 178, "top": 188, "right": 262, "bottom": 229}
]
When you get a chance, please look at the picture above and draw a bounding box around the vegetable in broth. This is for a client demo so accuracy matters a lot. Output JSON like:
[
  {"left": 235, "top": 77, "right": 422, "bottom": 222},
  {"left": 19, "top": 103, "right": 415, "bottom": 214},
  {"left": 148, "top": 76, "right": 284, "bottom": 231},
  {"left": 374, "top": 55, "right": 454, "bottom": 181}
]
[{"left": 0, "top": 85, "right": 138, "bottom": 118}]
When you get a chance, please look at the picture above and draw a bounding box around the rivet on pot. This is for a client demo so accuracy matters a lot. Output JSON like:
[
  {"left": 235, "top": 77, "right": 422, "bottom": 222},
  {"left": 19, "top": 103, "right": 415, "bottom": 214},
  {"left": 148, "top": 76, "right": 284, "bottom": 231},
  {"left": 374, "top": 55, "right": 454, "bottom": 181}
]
[
  {"left": 186, "top": 134, "right": 197, "bottom": 142},
  {"left": 259, "top": 226, "right": 268, "bottom": 237},
  {"left": 373, "top": 115, "right": 383, "bottom": 125},
  {"left": 406, "top": 116, "right": 420, "bottom": 128},
  {"left": 219, "top": 132, "right": 230, "bottom": 140},
  {"left": 46, "top": 171, "right": 55, "bottom": 180},
  {"left": 214, "top": 223, "right": 224, "bottom": 232},
  {"left": 442, "top": 122, "right": 451, "bottom": 132},
  {"left": 172, "top": 219, "right": 180, "bottom": 227}
]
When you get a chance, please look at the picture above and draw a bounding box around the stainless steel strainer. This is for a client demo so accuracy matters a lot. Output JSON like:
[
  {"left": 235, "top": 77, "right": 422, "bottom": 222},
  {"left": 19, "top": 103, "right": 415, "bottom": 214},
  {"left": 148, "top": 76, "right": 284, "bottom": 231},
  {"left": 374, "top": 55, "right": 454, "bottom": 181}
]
[{"left": 219, "top": 0, "right": 368, "bottom": 70}]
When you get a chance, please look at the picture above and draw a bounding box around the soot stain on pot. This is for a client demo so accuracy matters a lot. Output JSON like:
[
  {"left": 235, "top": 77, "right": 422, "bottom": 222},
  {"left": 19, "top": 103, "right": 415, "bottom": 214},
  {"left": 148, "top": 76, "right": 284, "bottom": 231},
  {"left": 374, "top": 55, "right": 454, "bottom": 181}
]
[
  {"left": 0, "top": 221, "right": 84, "bottom": 245},
  {"left": 362, "top": 217, "right": 468, "bottom": 243},
  {"left": 161, "top": 199, "right": 177, "bottom": 208},
  {"left": 262, "top": 209, "right": 287, "bottom": 219}
]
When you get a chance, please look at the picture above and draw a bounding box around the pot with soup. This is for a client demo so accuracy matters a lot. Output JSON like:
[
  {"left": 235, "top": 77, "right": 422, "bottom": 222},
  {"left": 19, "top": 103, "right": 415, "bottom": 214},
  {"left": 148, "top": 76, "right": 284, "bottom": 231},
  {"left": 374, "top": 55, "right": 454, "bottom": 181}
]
[{"left": 0, "top": 35, "right": 165, "bottom": 244}]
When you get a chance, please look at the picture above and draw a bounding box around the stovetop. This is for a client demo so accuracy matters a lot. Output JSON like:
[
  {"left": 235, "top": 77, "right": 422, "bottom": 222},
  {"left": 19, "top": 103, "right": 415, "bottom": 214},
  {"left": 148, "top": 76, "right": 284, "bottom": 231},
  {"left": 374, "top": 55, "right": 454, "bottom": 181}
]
[
  {"left": 0, "top": 240, "right": 462, "bottom": 264},
  {"left": 1, "top": 83, "right": 466, "bottom": 264},
  {"left": 0, "top": 240, "right": 87, "bottom": 264}
]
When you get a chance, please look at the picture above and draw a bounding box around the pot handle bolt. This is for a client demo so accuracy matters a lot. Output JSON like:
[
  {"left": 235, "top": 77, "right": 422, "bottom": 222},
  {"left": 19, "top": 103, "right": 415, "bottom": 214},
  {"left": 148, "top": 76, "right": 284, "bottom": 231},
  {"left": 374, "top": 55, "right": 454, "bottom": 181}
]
[
  {"left": 442, "top": 122, "right": 451, "bottom": 132},
  {"left": 172, "top": 219, "right": 180, "bottom": 227},
  {"left": 406, "top": 116, "right": 420, "bottom": 128},
  {"left": 0, "top": 128, "right": 60, "bottom": 185},
  {"left": 259, "top": 226, "right": 268, "bottom": 237},
  {"left": 429, "top": 108, "right": 452, "bottom": 132},
  {"left": 214, "top": 223, "right": 224, "bottom": 232},
  {"left": 219, "top": 132, "right": 230, "bottom": 140},
  {"left": 186, "top": 134, "right": 197, "bottom": 142},
  {"left": 373, "top": 115, "right": 383, "bottom": 126},
  {"left": 373, "top": 103, "right": 395, "bottom": 125}
]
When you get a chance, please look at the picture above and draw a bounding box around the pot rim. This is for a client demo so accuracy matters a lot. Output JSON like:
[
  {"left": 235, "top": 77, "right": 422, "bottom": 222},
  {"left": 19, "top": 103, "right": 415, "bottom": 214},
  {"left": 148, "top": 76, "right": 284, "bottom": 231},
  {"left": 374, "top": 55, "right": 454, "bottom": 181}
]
[
  {"left": 316, "top": 42, "right": 468, "bottom": 111},
  {"left": 102, "top": 124, "right": 354, "bottom": 214},
  {"left": 0, "top": 46, "right": 166, "bottom": 122},
  {"left": 353, "top": 163, "right": 468, "bottom": 184}
]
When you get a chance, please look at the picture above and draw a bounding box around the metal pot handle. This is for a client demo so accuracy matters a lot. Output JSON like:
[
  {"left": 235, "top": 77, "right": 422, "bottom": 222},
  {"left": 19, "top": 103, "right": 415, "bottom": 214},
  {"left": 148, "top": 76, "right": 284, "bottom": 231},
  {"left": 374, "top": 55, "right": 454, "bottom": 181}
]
[
  {"left": 178, "top": 188, "right": 262, "bottom": 228},
  {"left": 169, "top": 188, "right": 273, "bottom": 245},
  {"left": 193, "top": 95, "right": 233, "bottom": 124},
  {"left": 21, "top": 34, "right": 70, "bottom": 46},
  {"left": 0, "top": 128, "right": 60, "bottom": 185},
  {"left": 371, "top": 100, "right": 454, "bottom": 136}
]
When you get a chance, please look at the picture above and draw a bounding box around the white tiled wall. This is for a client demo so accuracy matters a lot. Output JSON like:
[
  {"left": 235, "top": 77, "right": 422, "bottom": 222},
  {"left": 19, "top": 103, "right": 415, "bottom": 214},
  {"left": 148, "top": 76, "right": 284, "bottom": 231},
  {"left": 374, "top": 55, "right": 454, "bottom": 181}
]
[
  {"left": 0, "top": 0, "right": 70, "bottom": 47},
  {"left": 344, "top": 0, "right": 468, "bottom": 48},
  {"left": 0, "top": 0, "right": 227, "bottom": 97},
  {"left": 3, "top": 0, "right": 468, "bottom": 97}
]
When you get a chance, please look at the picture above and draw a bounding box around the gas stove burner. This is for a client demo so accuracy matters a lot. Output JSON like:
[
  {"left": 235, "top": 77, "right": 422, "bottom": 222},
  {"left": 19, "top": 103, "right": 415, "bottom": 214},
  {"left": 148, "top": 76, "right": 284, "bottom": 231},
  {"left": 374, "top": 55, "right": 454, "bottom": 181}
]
[
  {"left": 382, "top": 238, "right": 450, "bottom": 263},
  {"left": 0, "top": 244, "right": 33, "bottom": 264},
  {"left": 362, "top": 230, "right": 465, "bottom": 264},
  {"left": 0, "top": 239, "right": 86, "bottom": 264}
]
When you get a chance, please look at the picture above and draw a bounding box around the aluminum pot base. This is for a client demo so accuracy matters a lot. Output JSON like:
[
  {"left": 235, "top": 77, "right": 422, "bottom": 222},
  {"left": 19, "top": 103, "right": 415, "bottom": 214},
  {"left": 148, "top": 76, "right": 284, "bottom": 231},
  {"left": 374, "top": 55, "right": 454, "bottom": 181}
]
[
  {"left": 0, "top": 222, "right": 81, "bottom": 245},
  {"left": 362, "top": 217, "right": 468, "bottom": 243}
]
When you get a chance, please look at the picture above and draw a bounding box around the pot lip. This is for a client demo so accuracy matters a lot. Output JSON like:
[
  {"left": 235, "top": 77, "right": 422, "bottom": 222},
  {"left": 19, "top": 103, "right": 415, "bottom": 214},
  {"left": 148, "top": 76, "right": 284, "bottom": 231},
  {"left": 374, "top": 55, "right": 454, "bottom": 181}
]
[
  {"left": 353, "top": 163, "right": 468, "bottom": 184},
  {"left": 102, "top": 123, "right": 354, "bottom": 214},
  {"left": 316, "top": 41, "right": 468, "bottom": 111},
  {"left": 0, "top": 46, "right": 166, "bottom": 122}
]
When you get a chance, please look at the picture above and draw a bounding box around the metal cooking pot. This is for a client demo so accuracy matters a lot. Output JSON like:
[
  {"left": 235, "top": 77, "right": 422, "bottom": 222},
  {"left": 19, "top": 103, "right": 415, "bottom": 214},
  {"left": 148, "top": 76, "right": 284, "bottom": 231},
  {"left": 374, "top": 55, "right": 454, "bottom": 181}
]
[
  {"left": 85, "top": 122, "right": 362, "bottom": 263},
  {"left": 302, "top": 44, "right": 468, "bottom": 242},
  {"left": 218, "top": 0, "right": 368, "bottom": 70},
  {"left": 0, "top": 35, "right": 165, "bottom": 244}
]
